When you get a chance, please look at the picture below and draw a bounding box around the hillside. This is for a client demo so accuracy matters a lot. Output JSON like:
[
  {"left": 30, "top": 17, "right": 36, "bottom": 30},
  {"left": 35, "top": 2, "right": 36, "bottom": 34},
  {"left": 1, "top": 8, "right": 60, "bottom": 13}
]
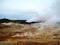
[{"left": 0, "top": 18, "right": 38, "bottom": 24}]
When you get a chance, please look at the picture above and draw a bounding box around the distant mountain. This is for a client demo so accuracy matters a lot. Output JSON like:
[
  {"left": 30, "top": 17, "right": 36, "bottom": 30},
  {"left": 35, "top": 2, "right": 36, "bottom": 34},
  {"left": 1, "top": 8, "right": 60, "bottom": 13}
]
[
  {"left": 0, "top": 18, "right": 10, "bottom": 23},
  {"left": 0, "top": 18, "right": 37, "bottom": 24}
]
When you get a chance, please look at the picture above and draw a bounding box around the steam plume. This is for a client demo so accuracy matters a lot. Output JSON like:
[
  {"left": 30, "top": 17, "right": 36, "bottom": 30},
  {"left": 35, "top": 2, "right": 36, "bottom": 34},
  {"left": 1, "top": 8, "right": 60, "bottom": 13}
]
[{"left": 26, "top": 0, "right": 60, "bottom": 31}]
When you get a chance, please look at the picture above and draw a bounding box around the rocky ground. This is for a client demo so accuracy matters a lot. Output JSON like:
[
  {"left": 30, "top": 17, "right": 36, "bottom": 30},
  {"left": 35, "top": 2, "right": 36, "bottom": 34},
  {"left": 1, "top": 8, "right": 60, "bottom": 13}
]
[{"left": 0, "top": 23, "right": 60, "bottom": 45}]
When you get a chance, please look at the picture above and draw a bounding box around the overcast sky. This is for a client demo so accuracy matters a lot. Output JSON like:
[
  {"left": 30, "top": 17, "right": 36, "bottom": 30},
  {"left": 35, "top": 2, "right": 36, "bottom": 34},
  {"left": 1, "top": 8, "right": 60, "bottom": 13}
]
[{"left": 0, "top": 0, "right": 54, "bottom": 20}]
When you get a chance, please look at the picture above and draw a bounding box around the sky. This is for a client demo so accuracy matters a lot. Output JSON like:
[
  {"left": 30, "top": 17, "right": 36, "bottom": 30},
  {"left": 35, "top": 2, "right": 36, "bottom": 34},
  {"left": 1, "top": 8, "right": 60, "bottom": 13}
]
[{"left": 0, "top": 0, "right": 54, "bottom": 20}]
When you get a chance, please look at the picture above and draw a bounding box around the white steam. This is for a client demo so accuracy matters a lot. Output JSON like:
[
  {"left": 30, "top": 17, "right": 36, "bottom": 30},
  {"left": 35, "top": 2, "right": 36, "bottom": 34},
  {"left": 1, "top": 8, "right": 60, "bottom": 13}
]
[
  {"left": 26, "top": 0, "right": 60, "bottom": 31},
  {"left": 26, "top": 0, "right": 60, "bottom": 22}
]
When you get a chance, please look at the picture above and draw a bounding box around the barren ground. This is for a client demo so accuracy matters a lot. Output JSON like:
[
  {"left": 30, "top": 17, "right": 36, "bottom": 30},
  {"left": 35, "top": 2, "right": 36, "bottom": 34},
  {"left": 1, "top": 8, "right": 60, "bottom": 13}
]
[{"left": 0, "top": 23, "right": 60, "bottom": 45}]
